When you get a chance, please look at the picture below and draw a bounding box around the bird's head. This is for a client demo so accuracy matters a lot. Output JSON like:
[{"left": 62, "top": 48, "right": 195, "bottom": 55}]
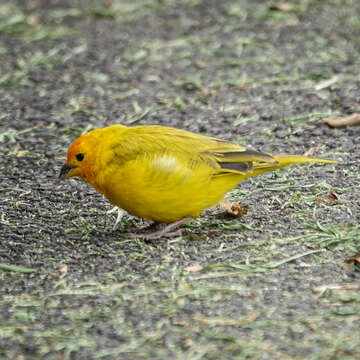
[
  {"left": 59, "top": 124, "right": 127, "bottom": 182},
  {"left": 59, "top": 130, "right": 100, "bottom": 181}
]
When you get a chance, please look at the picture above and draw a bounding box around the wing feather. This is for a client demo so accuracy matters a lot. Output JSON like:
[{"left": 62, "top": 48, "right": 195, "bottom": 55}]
[{"left": 108, "top": 125, "right": 277, "bottom": 175}]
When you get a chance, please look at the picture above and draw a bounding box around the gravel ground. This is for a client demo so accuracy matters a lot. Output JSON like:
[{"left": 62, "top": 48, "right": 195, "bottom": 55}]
[{"left": 1, "top": 1, "right": 359, "bottom": 359}]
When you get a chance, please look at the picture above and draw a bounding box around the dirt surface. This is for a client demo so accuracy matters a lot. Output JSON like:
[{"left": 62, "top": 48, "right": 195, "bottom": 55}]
[{"left": 1, "top": 0, "right": 359, "bottom": 359}]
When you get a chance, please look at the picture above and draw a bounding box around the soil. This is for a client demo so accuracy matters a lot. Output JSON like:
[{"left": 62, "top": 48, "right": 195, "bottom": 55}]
[{"left": 1, "top": 0, "right": 359, "bottom": 359}]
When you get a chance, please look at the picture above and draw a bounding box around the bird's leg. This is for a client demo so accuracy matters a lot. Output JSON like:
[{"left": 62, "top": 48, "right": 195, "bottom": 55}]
[
  {"left": 132, "top": 217, "right": 193, "bottom": 241},
  {"left": 131, "top": 221, "right": 162, "bottom": 233}
]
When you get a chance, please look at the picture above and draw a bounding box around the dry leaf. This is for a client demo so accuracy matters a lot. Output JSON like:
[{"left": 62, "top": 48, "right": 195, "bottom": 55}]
[
  {"left": 58, "top": 264, "right": 68, "bottom": 274},
  {"left": 105, "top": 0, "right": 114, "bottom": 7},
  {"left": 344, "top": 250, "right": 360, "bottom": 267},
  {"left": 313, "top": 283, "right": 359, "bottom": 293},
  {"left": 177, "top": 281, "right": 193, "bottom": 293},
  {"left": 303, "top": 144, "right": 322, "bottom": 157},
  {"left": 205, "top": 229, "right": 221, "bottom": 238},
  {"left": 219, "top": 199, "right": 248, "bottom": 216},
  {"left": 185, "top": 264, "right": 203, "bottom": 272},
  {"left": 162, "top": 254, "right": 173, "bottom": 262},
  {"left": 268, "top": 2, "right": 294, "bottom": 11},
  {"left": 316, "top": 192, "right": 341, "bottom": 206},
  {"left": 53, "top": 264, "right": 69, "bottom": 278},
  {"left": 195, "top": 60, "right": 208, "bottom": 69},
  {"left": 315, "top": 75, "right": 338, "bottom": 90},
  {"left": 14, "top": 150, "right": 30, "bottom": 157},
  {"left": 323, "top": 113, "right": 360, "bottom": 128},
  {"left": 192, "top": 312, "right": 257, "bottom": 326},
  {"left": 195, "top": 88, "right": 216, "bottom": 97},
  {"left": 27, "top": 15, "right": 43, "bottom": 26},
  {"left": 144, "top": 75, "right": 161, "bottom": 83}
]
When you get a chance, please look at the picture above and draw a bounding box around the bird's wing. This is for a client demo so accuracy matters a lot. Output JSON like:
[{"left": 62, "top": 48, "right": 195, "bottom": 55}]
[
  {"left": 110, "top": 125, "right": 278, "bottom": 174},
  {"left": 200, "top": 147, "right": 278, "bottom": 174}
]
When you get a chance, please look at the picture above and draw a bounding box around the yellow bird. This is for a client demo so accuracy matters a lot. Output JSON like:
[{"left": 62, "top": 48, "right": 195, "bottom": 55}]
[{"left": 59, "top": 124, "right": 337, "bottom": 239}]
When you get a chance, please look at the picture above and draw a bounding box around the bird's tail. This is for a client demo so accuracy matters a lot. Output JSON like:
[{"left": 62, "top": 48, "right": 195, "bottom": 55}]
[
  {"left": 273, "top": 154, "right": 338, "bottom": 168},
  {"left": 243, "top": 154, "right": 338, "bottom": 180}
]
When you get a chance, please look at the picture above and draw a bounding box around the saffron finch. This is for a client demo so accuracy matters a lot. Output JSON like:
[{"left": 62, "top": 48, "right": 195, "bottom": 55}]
[{"left": 60, "top": 124, "right": 337, "bottom": 239}]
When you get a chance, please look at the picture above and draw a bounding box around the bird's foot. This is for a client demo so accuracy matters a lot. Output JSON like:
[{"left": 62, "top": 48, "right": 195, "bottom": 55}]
[
  {"left": 131, "top": 217, "right": 192, "bottom": 241},
  {"left": 133, "top": 229, "right": 183, "bottom": 241},
  {"left": 131, "top": 221, "right": 161, "bottom": 233}
]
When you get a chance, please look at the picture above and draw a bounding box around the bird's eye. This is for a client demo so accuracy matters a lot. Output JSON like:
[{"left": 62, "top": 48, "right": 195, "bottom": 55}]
[{"left": 76, "top": 153, "right": 85, "bottom": 162}]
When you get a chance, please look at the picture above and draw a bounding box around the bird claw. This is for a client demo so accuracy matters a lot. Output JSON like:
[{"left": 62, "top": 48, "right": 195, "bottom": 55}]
[
  {"left": 130, "top": 221, "right": 160, "bottom": 233},
  {"left": 131, "top": 229, "right": 183, "bottom": 241},
  {"left": 129, "top": 217, "right": 192, "bottom": 241}
]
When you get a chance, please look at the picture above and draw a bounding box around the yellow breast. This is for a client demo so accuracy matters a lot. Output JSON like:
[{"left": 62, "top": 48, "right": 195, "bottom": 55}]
[{"left": 92, "top": 153, "right": 244, "bottom": 223}]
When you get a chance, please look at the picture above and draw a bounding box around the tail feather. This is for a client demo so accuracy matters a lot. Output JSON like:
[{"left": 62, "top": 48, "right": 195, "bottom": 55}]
[
  {"left": 273, "top": 154, "right": 338, "bottom": 168},
  {"left": 241, "top": 154, "right": 338, "bottom": 180}
]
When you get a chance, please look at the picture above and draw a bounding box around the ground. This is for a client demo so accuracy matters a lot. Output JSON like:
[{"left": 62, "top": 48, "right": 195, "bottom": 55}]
[{"left": 0, "top": 0, "right": 360, "bottom": 359}]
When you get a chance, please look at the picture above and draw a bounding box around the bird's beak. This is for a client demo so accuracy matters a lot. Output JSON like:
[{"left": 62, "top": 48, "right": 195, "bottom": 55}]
[{"left": 59, "top": 163, "right": 77, "bottom": 179}]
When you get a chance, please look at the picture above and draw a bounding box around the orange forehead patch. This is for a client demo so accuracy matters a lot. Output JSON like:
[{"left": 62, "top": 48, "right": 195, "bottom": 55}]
[{"left": 67, "top": 136, "right": 85, "bottom": 162}]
